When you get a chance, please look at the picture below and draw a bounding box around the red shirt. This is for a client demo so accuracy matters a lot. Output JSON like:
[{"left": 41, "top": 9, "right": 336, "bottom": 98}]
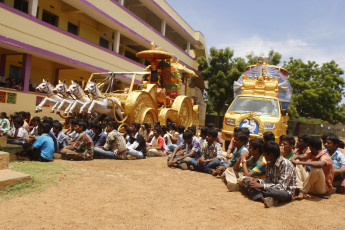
[{"left": 306, "top": 150, "right": 334, "bottom": 192}]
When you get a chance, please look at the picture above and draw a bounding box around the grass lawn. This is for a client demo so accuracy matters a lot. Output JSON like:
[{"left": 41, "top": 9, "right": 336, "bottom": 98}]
[{"left": 0, "top": 147, "right": 71, "bottom": 201}]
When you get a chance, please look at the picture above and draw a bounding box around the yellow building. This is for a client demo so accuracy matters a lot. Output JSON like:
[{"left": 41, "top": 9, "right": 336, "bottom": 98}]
[{"left": 0, "top": 0, "right": 207, "bottom": 124}]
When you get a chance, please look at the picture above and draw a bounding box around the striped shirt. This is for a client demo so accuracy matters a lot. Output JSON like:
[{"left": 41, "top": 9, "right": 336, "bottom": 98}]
[
  {"left": 73, "top": 132, "right": 94, "bottom": 160},
  {"left": 261, "top": 156, "right": 296, "bottom": 195},
  {"left": 240, "top": 154, "right": 266, "bottom": 179}
]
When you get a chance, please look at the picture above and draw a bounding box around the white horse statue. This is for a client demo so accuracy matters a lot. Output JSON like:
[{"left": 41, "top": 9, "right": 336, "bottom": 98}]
[
  {"left": 82, "top": 80, "right": 123, "bottom": 120},
  {"left": 35, "top": 79, "right": 62, "bottom": 113},
  {"left": 60, "top": 81, "right": 90, "bottom": 116},
  {"left": 53, "top": 80, "right": 75, "bottom": 114}
]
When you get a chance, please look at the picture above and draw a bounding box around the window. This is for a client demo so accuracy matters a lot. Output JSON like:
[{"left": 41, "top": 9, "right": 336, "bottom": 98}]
[
  {"left": 99, "top": 37, "right": 109, "bottom": 49},
  {"left": 42, "top": 10, "right": 58, "bottom": 26},
  {"left": 124, "top": 50, "right": 140, "bottom": 62},
  {"left": 67, "top": 22, "right": 78, "bottom": 35},
  {"left": 14, "top": 0, "right": 28, "bottom": 13},
  {"left": 9, "top": 65, "right": 22, "bottom": 81}
]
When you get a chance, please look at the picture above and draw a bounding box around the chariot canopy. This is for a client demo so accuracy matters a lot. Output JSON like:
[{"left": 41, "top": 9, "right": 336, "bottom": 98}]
[{"left": 136, "top": 43, "right": 173, "bottom": 60}]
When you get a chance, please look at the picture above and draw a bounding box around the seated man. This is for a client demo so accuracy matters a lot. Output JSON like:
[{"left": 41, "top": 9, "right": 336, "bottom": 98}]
[
  {"left": 52, "top": 121, "right": 69, "bottom": 151},
  {"left": 93, "top": 121, "right": 127, "bottom": 159},
  {"left": 189, "top": 129, "right": 222, "bottom": 174},
  {"left": 167, "top": 130, "right": 201, "bottom": 169},
  {"left": 146, "top": 126, "right": 166, "bottom": 157},
  {"left": 290, "top": 137, "right": 334, "bottom": 198},
  {"left": 242, "top": 141, "right": 296, "bottom": 208},
  {"left": 222, "top": 139, "right": 266, "bottom": 191},
  {"left": 60, "top": 121, "right": 94, "bottom": 161},
  {"left": 14, "top": 122, "right": 54, "bottom": 162},
  {"left": 280, "top": 135, "right": 295, "bottom": 159},
  {"left": 124, "top": 122, "right": 146, "bottom": 159},
  {"left": 323, "top": 134, "right": 345, "bottom": 193},
  {"left": 6, "top": 118, "right": 29, "bottom": 145},
  {"left": 293, "top": 135, "right": 311, "bottom": 156},
  {"left": 91, "top": 123, "right": 107, "bottom": 147}
]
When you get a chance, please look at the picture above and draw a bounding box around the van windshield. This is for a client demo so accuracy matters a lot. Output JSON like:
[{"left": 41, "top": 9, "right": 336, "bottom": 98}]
[{"left": 228, "top": 96, "right": 279, "bottom": 117}]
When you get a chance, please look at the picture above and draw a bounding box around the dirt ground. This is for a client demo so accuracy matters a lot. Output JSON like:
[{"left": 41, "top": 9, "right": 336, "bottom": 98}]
[{"left": 0, "top": 157, "right": 344, "bottom": 230}]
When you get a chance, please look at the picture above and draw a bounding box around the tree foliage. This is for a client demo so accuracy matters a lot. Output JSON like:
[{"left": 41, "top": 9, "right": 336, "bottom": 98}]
[{"left": 283, "top": 58, "right": 345, "bottom": 123}]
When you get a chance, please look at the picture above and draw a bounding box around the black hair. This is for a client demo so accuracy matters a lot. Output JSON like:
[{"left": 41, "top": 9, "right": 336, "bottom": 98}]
[
  {"left": 234, "top": 127, "right": 241, "bottom": 134},
  {"left": 39, "top": 122, "right": 51, "bottom": 134},
  {"left": 182, "top": 130, "right": 193, "bottom": 139},
  {"left": 326, "top": 134, "right": 340, "bottom": 146},
  {"left": 339, "top": 141, "right": 345, "bottom": 149},
  {"left": 161, "top": 125, "right": 167, "bottom": 134},
  {"left": 166, "top": 122, "right": 172, "bottom": 128},
  {"left": 207, "top": 129, "right": 218, "bottom": 138},
  {"left": 132, "top": 122, "right": 141, "bottom": 131},
  {"left": 53, "top": 122, "right": 63, "bottom": 132},
  {"left": 154, "top": 125, "right": 162, "bottom": 134},
  {"left": 107, "top": 121, "right": 118, "bottom": 130},
  {"left": 1, "top": 112, "right": 7, "bottom": 118},
  {"left": 70, "top": 119, "right": 78, "bottom": 126},
  {"left": 249, "top": 139, "right": 264, "bottom": 155},
  {"left": 171, "top": 123, "right": 177, "bottom": 131},
  {"left": 77, "top": 121, "right": 87, "bottom": 131},
  {"left": 234, "top": 132, "right": 249, "bottom": 144},
  {"left": 309, "top": 137, "right": 322, "bottom": 150},
  {"left": 281, "top": 135, "right": 296, "bottom": 146},
  {"left": 154, "top": 121, "right": 160, "bottom": 127},
  {"left": 93, "top": 123, "right": 103, "bottom": 132},
  {"left": 239, "top": 127, "right": 250, "bottom": 137},
  {"left": 263, "top": 141, "right": 280, "bottom": 158},
  {"left": 263, "top": 131, "right": 275, "bottom": 142},
  {"left": 298, "top": 134, "right": 311, "bottom": 145},
  {"left": 14, "top": 118, "right": 24, "bottom": 126},
  {"left": 188, "top": 125, "right": 196, "bottom": 135},
  {"left": 177, "top": 125, "right": 185, "bottom": 133},
  {"left": 200, "top": 127, "right": 209, "bottom": 136},
  {"left": 321, "top": 133, "right": 332, "bottom": 141},
  {"left": 142, "top": 122, "right": 150, "bottom": 129},
  {"left": 32, "top": 116, "right": 41, "bottom": 123}
]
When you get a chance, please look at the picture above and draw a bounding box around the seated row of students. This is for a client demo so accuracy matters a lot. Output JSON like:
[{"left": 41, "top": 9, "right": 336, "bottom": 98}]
[{"left": 166, "top": 127, "right": 345, "bottom": 207}]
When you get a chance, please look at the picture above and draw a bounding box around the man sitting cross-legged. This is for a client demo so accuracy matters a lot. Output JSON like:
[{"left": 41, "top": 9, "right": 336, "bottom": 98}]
[
  {"left": 60, "top": 121, "right": 94, "bottom": 161},
  {"left": 14, "top": 122, "right": 54, "bottom": 162},
  {"left": 93, "top": 121, "right": 127, "bottom": 159},
  {"left": 189, "top": 129, "right": 222, "bottom": 174},
  {"left": 222, "top": 139, "right": 266, "bottom": 192},
  {"left": 146, "top": 125, "right": 166, "bottom": 157},
  {"left": 290, "top": 137, "right": 334, "bottom": 199},
  {"left": 167, "top": 130, "right": 201, "bottom": 169},
  {"left": 124, "top": 122, "right": 147, "bottom": 160},
  {"left": 242, "top": 141, "right": 296, "bottom": 208}
]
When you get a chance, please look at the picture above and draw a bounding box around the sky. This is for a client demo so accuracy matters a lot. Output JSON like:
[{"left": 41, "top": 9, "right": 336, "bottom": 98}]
[{"left": 167, "top": 0, "right": 345, "bottom": 70}]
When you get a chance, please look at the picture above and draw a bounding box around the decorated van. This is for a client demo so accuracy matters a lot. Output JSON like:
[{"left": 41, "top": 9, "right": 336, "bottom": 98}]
[{"left": 222, "top": 59, "right": 291, "bottom": 145}]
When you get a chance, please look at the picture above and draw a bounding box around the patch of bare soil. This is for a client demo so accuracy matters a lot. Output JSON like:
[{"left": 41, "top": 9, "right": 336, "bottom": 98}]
[{"left": 0, "top": 157, "right": 344, "bottom": 230}]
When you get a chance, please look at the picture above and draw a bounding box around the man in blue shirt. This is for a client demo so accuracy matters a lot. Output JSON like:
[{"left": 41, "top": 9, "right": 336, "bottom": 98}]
[
  {"left": 91, "top": 123, "right": 107, "bottom": 147},
  {"left": 15, "top": 122, "right": 55, "bottom": 162},
  {"left": 324, "top": 134, "right": 345, "bottom": 193}
]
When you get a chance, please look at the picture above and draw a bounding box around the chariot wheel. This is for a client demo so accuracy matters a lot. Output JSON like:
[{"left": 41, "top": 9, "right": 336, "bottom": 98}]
[
  {"left": 173, "top": 96, "right": 193, "bottom": 127},
  {"left": 141, "top": 107, "right": 157, "bottom": 124}
]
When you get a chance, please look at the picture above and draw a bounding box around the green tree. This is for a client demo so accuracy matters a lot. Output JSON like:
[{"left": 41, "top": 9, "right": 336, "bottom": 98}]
[
  {"left": 284, "top": 58, "right": 345, "bottom": 123},
  {"left": 197, "top": 47, "right": 245, "bottom": 115},
  {"left": 246, "top": 50, "right": 282, "bottom": 66}
]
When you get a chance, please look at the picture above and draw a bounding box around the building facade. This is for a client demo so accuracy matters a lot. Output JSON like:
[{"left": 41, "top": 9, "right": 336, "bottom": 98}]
[{"left": 0, "top": 0, "right": 207, "bottom": 124}]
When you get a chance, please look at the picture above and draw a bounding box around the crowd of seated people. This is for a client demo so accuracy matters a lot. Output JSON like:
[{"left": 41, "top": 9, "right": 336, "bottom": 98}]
[{"left": 1, "top": 111, "right": 344, "bottom": 208}]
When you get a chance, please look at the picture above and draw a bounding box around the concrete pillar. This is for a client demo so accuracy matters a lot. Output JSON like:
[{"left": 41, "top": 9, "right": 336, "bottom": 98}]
[
  {"left": 0, "top": 54, "right": 6, "bottom": 77},
  {"left": 186, "top": 42, "right": 190, "bottom": 54},
  {"left": 28, "top": 0, "right": 38, "bottom": 17},
  {"left": 22, "top": 54, "right": 32, "bottom": 92},
  {"left": 113, "top": 31, "right": 120, "bottom": 53},
  {"left": 119, "top": 0, "right": 124, "bottom": 6},
  {"left": 161, "top": 20, "right": 166, "bottom": 36}
]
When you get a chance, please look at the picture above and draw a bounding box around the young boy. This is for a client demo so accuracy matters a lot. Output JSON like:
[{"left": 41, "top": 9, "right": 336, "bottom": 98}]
[
  {"left": 280, "top": 135, "right": 295, "bottom": 159},
  {"left": 197, "top": 127, "right": 208, "bottom": 147},
  {"left": 166, "top": 125, "right": 185, "bottom": 153},
  {"left": 6, "top": 118, "right": 29, "bottom": 145},
  {"left": 93, "top": 121, "right": 127, "bottom": 159},
  {"left": 222, "top": 139, "right": 266, "bottom": 191},
  {"left": 290, "top": 137, "right": 334, "bottom": 198},
  {"left": 14, "top": 122, "right": 54, "bottom": 161},
  {"left": 125, "top": 122, "right": 146, "bottom": 159},
  {"left": 91, "top": 123, "right": 107, "bottom": 147},
  {"left": 167, "top": 130, "right": 201, "bottom": 169},
  {"left": 242, "top": 141, "right": 296, "bottom": 208},
  {"left": 60, "top": 121, "right": 94, "bottom": 161},
  {"left": 146, "top": 126, "right": 166, "bottom": 157},
  {"left": 189, "top": 129, "right": 222, "bottom": 174},
  {"left": 52, "top": 121, "right": 69, "bottom": 151},
  {"left": 29, "top": 116, "right": 41, "bottom": 137}
]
